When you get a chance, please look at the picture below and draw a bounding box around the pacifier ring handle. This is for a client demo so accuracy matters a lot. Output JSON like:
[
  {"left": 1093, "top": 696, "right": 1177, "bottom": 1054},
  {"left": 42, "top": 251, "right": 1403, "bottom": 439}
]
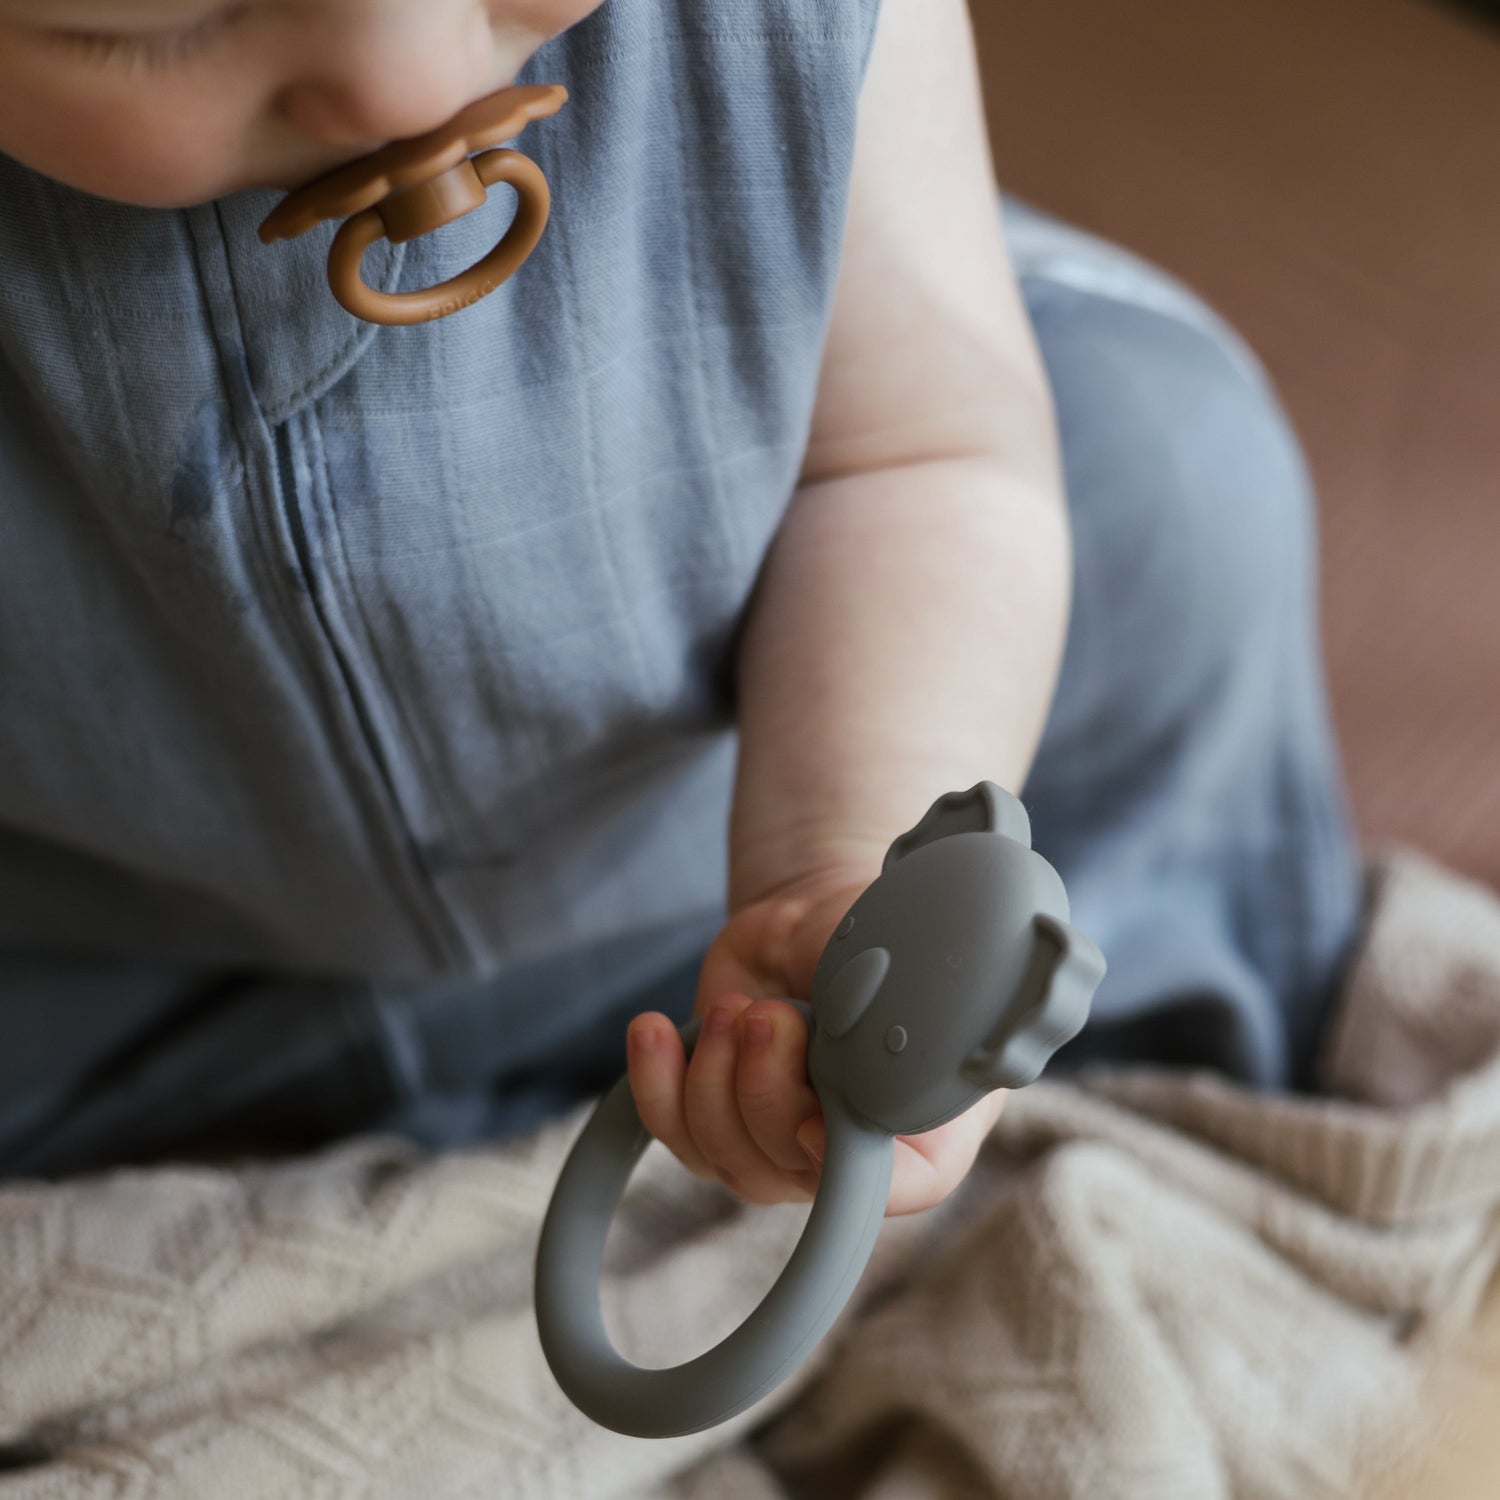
[
  {"left": 533, "top": 1002, "right": 896, "bottom": 1440},
  {"left": 327, "top": 149, "right": 550, "bottom": 326},
  {"left": 257, "top": 83, "right": 566, "bottom": 327}
]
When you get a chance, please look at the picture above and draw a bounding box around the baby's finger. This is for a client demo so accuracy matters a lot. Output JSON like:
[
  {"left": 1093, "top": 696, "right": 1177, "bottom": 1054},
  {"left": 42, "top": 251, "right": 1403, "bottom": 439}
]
[
  {"left": 626, "top": 1011, "right": 715, "bottom": 1181},
  {"left": 885, "top": 1092, "right": 1007, "bottom": 1217},
  {"left": 734, "top": 1000, "right": 822, "bottom": 1175},
  {"left": 683, "top": 996, "right": 788, "bottom": 1203}
]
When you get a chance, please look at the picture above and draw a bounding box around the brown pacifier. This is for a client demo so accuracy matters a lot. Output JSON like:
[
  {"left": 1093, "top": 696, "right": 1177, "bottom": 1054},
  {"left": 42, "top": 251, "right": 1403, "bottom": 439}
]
[{"left": 258, "top": 83, "right": 568, "bottom": 326}]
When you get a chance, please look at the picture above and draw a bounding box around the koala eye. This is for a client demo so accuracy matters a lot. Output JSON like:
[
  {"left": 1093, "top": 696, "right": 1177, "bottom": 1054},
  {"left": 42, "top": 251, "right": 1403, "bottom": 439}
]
[{"left": 817, "top": 946, "right": 891, "bottom": 1038}]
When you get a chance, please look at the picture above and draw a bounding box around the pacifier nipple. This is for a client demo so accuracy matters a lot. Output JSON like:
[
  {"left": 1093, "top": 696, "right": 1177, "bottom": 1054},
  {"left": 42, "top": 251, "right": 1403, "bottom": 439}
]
[{"left": 258, "top": 84, "right": 567, "bottom": 327}]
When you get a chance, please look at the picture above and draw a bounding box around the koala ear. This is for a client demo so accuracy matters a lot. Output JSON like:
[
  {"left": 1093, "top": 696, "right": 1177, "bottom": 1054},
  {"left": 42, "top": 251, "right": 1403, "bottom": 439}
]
[
  {"left": 882, "top": 781, "right": 1032, "bottom": 873},
  {"left": 959, "top": 912, "right": 1105, "bottom": 1092}
]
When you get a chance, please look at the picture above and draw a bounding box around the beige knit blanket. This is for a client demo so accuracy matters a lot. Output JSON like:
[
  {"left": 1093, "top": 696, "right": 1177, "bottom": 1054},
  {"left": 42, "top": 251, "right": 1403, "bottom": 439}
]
[{"left": 3, "top": 847, "right": 1497, "bottom": 1499}]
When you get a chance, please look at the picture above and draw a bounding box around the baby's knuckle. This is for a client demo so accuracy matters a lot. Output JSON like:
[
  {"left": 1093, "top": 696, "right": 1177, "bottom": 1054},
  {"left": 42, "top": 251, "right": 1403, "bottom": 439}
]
[
  {"left": 683, "top": 1064, "right": 726, "bottom": 1101},
  {"left": 685, "top": 1123, "right": 737, "bottom": 1169},
  {"left": 630, "top": 1073, "right": 670, "bottom": 1106},
  {"left": 735, "top": 1079, "right": 783, "bottom": 1115}
]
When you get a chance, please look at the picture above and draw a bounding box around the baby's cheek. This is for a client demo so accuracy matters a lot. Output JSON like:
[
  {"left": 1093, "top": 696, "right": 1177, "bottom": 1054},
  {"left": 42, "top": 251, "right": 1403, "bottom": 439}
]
[
  {"left": 69, "top": 103, "right": 255, "bottom": 208},
  {"left": 0, "top": 54, "right": 256, "bottom": 208}
]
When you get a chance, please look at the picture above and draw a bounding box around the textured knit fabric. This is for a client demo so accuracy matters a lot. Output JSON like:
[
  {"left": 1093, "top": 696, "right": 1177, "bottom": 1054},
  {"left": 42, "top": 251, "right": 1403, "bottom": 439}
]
[{"left": 0, "top": 847, "right": 1491, "bottom": 1499}]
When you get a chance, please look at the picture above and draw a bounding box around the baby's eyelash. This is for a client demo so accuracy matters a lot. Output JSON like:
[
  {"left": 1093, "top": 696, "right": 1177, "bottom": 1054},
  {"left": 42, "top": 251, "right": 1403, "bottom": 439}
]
[{"left": 51, "top": 8, "right": 242, "bottom": 71}]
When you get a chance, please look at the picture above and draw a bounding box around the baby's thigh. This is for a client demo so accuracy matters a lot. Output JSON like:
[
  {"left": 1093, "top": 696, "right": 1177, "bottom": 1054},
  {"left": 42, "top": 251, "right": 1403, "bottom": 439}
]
[
  {"left": 1021, "top": 265, "right": 1318, "bottom": 753},
  {"left": 1006, "top": 219, "right": 1358, "bottom": 1086}
]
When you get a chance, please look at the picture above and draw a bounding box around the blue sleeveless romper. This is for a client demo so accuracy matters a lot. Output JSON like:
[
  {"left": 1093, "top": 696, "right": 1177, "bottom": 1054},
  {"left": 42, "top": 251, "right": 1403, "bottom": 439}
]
[{"left": 0, "top": 1, "right": 1359, "bottom": 1173}]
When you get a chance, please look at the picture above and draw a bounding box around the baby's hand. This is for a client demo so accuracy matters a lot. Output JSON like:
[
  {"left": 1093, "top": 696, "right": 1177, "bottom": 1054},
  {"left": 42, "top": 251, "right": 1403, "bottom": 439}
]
[
  {"left": 625, "top": 875, "right": 1006, "bottom": 1217},
  {"left": 627, "top": 991, "right": 823, "bottom": 1205}
]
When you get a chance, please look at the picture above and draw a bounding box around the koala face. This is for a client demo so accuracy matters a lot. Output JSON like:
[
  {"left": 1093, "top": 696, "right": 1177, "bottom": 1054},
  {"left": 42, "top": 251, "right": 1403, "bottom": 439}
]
[{"left": 806, "top": 830, "right": 1095, "bottom": 1137}]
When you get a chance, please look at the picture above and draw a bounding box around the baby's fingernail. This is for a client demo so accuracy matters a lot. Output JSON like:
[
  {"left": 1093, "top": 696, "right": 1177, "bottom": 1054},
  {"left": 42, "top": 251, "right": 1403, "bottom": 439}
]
[
  {"left": 705, "top": 1006, "right": 737, "bottom": 1036},
  {"left": 743, "top": 1015, "right": 774, "bottom": 1050},
  {"left": 797, "top": 1127, "right": 824, "bottom": 1164},
  {"left": 629, "top": 1021, "right": 659, "bottom": 1053}
]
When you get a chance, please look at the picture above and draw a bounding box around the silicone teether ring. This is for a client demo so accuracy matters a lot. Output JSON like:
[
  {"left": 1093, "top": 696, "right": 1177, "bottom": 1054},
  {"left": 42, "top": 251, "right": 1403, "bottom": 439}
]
[
  {"left": 534, "top": 1000, "right": 896, "bottom": 1439},
  {"left": 534, "top": 781, "right": 1106, "bottom": 1440},
  {"left": 326, "top": 149, "right": 551, "bottom": 325}
]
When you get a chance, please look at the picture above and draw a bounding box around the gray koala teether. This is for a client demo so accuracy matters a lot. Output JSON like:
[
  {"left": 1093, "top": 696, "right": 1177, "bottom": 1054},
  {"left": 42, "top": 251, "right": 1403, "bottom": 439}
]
[{"left": 533, "top": 781, "right": 1105, "bottom": 1438}]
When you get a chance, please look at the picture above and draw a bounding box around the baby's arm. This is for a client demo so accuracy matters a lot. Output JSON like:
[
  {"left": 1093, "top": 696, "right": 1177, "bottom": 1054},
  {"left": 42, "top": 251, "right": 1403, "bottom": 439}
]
[
  {"left": 731, "top": 0, "right": 1069, "bottom": 912},
  {"left": 627, "top": 0, "right": 1070, "bottom": 1214}
]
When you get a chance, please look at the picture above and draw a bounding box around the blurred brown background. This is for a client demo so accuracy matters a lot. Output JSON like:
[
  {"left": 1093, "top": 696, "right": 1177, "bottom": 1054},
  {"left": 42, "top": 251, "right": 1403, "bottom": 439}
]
[{"left": 969, "top": 0, "right": 1500, "bottom": 889}]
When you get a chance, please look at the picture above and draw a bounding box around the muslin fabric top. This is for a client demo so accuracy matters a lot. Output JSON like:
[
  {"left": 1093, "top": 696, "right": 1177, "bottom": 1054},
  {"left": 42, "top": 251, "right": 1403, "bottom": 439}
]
[{"left": 0, "top": 0, "right": 883, "bottom": 981}]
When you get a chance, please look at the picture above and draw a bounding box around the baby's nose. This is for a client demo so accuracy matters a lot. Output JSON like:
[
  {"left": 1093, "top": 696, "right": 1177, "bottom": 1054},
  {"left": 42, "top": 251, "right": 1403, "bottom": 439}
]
[{"left": 276, "top": 13, "right": 497, "bottom": 148}]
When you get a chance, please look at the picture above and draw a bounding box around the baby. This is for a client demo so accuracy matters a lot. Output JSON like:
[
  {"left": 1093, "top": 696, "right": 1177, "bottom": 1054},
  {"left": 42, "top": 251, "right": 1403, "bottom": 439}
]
[{"left": 0, "top": 0, "right": 1361, "bottom": 1210}]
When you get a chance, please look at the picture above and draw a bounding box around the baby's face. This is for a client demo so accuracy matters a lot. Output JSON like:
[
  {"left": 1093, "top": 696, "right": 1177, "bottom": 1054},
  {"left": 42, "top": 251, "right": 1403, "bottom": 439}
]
[{"left": 0, "top": 0, "right": 604, "bottom": 207}]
